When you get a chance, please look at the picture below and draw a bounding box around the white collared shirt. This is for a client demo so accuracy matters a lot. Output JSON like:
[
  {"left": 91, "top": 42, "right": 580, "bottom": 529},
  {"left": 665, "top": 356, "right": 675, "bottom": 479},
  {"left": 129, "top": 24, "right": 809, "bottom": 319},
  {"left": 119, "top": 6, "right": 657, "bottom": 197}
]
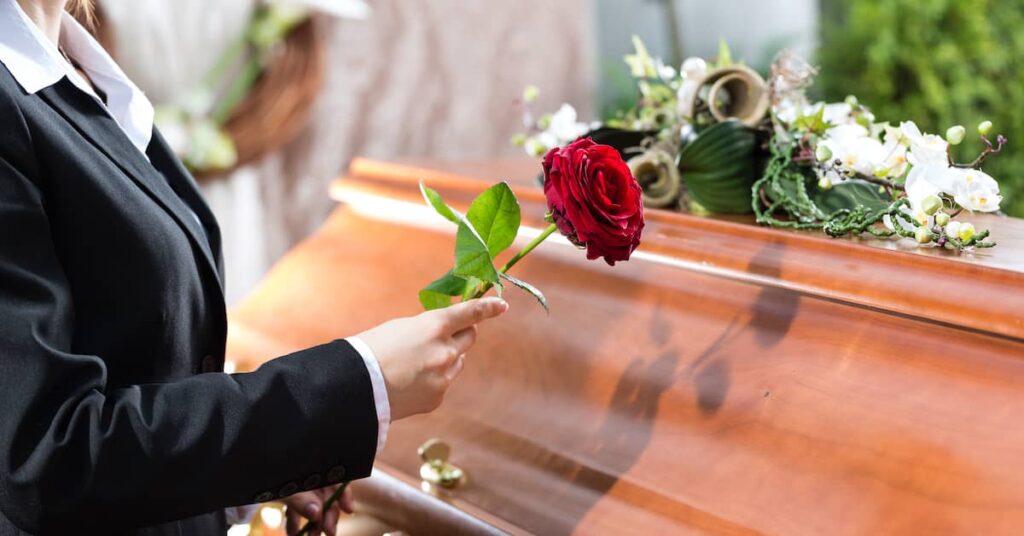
[
  {"left": 0, "top": 0, "right": 154, "bottom": 155},
  {"left": 0, "top": 0, "right": 390, "bottom": 519}
]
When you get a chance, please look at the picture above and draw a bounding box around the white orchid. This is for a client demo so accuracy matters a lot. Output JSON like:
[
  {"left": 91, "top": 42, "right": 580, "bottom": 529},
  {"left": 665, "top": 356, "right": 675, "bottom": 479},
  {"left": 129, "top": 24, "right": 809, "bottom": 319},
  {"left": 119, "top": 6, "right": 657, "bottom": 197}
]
[
  {"left": 880, "top": 125, "right": 910, "bottom": 177},
  {"left": 772, "top": 97, "right": 804, "bottom": 125},
  {"left": 822, "top": 131, "right": 882, "bottom": 177},
  {"left": 546, "top": 104, "right": 591, "bottom": 144},
  {"left": 819, "top": 102, "right": 855, "bottom": 126},
  {"left": 520, "top": 104, "right": 593, "bottom": 157},
  {"left": 777, "top": 101, "right": 857, "bottom": 127},
  {"left": 817, "top": 122, "right": 907, "bottom": 180},
  {"left": 898, "top": 122, "right": 1003, "bottom": 214},
  {"left": 677, "top": 57, "right": 708, "bottom": 120},
  {"left": 523, "top": 134, "right": 556, "bottom": 158},
  {"left": 904, "top": 161, "right": 949, "bottom": 213},
  {"left": 900, "top": 121, "right": 949, "bottom": 166},
  {"left": 950, "top": 168, "right": 1002, "bottom": 212}
]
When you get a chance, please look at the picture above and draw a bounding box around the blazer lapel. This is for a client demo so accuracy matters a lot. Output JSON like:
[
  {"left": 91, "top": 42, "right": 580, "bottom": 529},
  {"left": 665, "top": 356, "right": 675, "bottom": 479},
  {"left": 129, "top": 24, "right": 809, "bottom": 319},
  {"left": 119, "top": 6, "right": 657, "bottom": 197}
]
[
  {"left": 38, "top": 80, "right": 223, "bottom": 288},
  {"left": 147, "top": 129, "right": 226, "bottom": 283}
]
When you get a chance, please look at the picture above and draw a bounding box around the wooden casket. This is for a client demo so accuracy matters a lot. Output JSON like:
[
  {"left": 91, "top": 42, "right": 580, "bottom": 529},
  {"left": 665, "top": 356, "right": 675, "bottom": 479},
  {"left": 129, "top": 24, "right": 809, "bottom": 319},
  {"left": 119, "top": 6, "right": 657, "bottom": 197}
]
[{"left": 228, "top": 158, "right": 1024, "bottom": 535}]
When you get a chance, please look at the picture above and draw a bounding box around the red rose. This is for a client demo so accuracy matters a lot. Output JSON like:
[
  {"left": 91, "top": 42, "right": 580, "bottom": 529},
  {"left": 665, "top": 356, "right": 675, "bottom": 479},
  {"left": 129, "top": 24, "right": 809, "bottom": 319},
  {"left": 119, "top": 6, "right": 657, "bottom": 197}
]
[{"left": 542, "top": 138, "right": 645, "bottom": 265}]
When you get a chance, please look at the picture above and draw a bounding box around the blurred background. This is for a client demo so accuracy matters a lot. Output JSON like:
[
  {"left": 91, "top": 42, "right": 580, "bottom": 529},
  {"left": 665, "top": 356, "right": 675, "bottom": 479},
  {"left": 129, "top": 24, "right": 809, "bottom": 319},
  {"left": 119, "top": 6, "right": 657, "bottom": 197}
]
[{"left": 92, "top": 0, "right": 1022, "bottom": 305}]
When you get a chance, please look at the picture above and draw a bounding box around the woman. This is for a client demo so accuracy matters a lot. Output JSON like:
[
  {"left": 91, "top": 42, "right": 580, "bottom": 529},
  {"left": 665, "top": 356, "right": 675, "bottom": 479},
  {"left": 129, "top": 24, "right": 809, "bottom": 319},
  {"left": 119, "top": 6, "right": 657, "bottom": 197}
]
[{"left": 0, "top": 0, "right": 508, "bottom": 534}]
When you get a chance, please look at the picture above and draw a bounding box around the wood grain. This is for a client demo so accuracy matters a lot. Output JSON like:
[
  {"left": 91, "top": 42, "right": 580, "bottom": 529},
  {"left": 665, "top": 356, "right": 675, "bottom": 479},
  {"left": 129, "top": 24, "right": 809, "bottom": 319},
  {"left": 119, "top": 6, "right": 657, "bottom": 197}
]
[{"left": 229, "top": 159, "right": 1024, "bottom": 535}]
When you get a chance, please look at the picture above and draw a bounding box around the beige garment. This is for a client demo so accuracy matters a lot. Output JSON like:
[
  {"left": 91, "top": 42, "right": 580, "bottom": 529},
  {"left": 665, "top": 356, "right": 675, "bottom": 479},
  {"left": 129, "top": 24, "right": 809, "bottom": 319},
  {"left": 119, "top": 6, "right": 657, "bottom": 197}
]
[{"left": 105, "top": 0, "right": 596, "bottom": 304}]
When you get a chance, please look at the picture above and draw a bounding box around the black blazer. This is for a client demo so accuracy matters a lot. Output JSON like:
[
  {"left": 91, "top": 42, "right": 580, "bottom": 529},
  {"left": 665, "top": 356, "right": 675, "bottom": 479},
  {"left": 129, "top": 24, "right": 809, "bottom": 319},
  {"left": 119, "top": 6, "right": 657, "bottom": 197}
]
[{"left": 0, "top": 65, "right": 379, "bottom": 535}]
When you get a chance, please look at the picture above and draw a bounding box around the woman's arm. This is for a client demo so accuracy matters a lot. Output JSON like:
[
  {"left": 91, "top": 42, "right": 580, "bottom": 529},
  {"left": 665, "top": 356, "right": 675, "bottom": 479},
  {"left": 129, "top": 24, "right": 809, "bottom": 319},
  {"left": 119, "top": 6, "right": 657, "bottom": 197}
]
[
  {"left": 0, "top": 115, "right": 507, "bottom": 533},
  {"left": 0, "top": 146, "right": 384, "bottom": 532}
]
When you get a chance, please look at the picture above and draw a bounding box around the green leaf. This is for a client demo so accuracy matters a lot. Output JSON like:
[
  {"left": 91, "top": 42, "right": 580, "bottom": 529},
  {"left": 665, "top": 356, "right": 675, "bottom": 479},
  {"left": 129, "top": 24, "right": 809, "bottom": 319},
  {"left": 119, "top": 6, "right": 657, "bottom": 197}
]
[
  {"left": 813, "top": 180, "right": 892, "bottom": 214},
  {"left": 794, "top": 104, "right": 831, "bottom": 134},
  {"left": 678, "top": 120, "right": 758, "bottom": 214},
  {"left": 716, "top": 39, "right": 733, "bottom": 67},
  {"left": 500, "top": 273, "right": 548, "bottom": 313},
  {"left": 466, "top": 182, "right": 521, "bottom": 257},
  {"left": 419, "top": 291, "right": 452, "bottom": 311},
  {"left": 460, "top": 276, "right": 483, "bottom": 301},
  {"left": 453, "top": 222, "right": 499, "bottom": 284},
  {"left": 419, "top": 271, "right": 469, "bottom": 310},
  {"left": 420, "top": 180, "right": 460, "bottom": 224}
]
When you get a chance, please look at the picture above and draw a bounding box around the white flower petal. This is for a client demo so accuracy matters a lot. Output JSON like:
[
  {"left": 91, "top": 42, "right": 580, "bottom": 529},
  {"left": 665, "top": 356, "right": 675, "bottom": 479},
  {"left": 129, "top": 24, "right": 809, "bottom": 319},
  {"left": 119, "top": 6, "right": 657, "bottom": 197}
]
[
  {"left": 271, "top": 0, "right": 370, "bottom": 19},
  {"left": 900, "top": 121, "right": 923, "bottom": 142},
  {"left": 681, "top": 57, "right": 708, "bottom": 79},
  {"left": 822, "top": 102, "right": 854, "bottom": 126}
]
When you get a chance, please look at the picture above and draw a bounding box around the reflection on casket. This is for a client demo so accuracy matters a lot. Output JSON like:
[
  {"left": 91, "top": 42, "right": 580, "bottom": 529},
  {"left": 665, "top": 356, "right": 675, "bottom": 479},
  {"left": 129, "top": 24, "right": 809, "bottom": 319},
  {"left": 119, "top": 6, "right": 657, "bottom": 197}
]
[{"left": 228, "top": 158, "right": 1024, "bottom": 535}]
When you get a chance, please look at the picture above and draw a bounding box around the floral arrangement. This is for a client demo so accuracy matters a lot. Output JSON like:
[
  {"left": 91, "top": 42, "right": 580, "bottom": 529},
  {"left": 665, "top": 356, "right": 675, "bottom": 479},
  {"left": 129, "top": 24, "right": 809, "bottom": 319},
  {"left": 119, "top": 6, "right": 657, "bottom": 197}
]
[
  {"left": 418, "top": 139, "right": 645, "bottom": 312},
  {"left": 515, "top": 39, "right": 1008, "bottom": 251},
  {"left": 155, "top": 0, "right": 369, "bottom": 173}
]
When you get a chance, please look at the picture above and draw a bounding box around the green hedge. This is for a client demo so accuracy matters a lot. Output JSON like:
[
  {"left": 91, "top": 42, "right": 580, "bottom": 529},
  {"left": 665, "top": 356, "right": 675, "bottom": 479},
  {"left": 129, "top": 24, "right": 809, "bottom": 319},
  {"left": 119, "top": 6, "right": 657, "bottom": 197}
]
[{"left": 816, "top": 0, "right": 1024, "bottom": 216}]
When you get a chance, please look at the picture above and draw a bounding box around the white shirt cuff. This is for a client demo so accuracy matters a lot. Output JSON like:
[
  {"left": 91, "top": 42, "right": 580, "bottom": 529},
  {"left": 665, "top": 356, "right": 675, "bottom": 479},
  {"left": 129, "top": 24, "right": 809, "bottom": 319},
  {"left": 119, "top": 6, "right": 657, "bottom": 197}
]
[
  {"left": 225, "top": 504, "right": 259, "bottom": 525},
  {"left": 224, "top": 338, "right": 389, "bottom": 525},
  {"left": 345, "top": 336, "right": 391, "bottom": 455}
]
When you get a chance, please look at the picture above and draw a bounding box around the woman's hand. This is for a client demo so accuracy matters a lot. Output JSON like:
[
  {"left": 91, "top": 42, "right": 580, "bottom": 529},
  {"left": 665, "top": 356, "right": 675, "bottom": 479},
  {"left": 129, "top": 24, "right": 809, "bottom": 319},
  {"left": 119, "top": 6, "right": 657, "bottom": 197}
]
[
  {"left": 357, "top": 297, "right": 509, "bottom": 420},
  {"left": 283, "top": 485, "right": 352, "bottom": 536}
]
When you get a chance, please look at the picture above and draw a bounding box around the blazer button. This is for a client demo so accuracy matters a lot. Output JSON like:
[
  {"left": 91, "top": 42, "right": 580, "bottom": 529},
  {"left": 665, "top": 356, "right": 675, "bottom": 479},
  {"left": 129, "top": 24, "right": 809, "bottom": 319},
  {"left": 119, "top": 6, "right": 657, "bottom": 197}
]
[
  {"left": 201, "top": 355, "right": 218, "bottom": 373},
  {"left": 278, "top": 482, "right": 299, "bottom": 498},
  {"left": 302, "top": 474, "right": 323, "bottom": 490},
  {"left": 253, "top": 491, "right": 274, "bottom": 503},
  {"left": 326, "top": 465, "right": 346, "bottom": 484}
]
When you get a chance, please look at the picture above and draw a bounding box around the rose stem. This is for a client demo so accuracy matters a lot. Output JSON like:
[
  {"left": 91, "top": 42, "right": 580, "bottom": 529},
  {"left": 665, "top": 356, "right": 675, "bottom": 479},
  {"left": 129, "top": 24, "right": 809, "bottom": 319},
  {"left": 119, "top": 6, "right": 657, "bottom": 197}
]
[
  {"left": 472, "top": 223, "right": 559, "bottom": 299},
  {"left": 500, "top": 223, "right": 559, "bottom": 273},
  {"left": 296, "top": 481, "right": 350, "bottom": 536}
]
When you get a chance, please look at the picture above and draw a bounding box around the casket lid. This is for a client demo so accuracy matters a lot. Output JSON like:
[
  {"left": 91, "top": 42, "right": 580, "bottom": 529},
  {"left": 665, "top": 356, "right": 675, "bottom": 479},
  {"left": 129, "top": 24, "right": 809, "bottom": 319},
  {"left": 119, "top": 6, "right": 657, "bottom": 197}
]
[{"left": 332, "top": 157, "right": 1024, "bottom": 341}]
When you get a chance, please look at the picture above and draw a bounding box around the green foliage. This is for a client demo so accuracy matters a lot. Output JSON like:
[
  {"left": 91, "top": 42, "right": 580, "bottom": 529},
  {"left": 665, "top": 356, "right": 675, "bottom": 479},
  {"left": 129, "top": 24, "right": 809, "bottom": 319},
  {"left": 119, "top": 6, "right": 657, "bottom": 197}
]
[
  {"left": 817, "top": 0, "right": 1024, "bottom": 216},
  {"left": 420, "top": 182, "right": 461, "bottom": 224},
  {"left": 453, "top": 222, "right": 500, "bottom": 284},
  {"left": 465, "top": 183, "right": 521, "bottom": 257},
  {"left": 419, "top": 271, "right": 469, "bottom": 311},
  {"left": 813, "top": 181, "right": 891, "bottom": 214},
  {"left": 419, "top": 181, "right": 548, "bottom": 311},
  {"left": 715, "top": 39, "right": 734, "bottom": 68},
  {"left": 678, "top": 120, "right": 759, "bottom": 214}
]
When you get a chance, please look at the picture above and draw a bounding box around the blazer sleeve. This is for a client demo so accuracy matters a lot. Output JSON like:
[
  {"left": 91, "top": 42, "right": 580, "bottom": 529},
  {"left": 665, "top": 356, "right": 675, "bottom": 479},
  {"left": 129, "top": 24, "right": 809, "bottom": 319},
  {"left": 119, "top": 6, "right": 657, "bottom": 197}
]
[{"left": 0, "top": 133, "right": 379, "bottom": 531}]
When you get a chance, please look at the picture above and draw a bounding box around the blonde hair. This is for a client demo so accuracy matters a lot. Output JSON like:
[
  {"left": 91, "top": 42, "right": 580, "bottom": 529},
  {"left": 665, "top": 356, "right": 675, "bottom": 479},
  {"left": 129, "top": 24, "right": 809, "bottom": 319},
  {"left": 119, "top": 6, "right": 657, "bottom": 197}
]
[{"left": 67, "top": 0, "right": 95, "bottom": 27}]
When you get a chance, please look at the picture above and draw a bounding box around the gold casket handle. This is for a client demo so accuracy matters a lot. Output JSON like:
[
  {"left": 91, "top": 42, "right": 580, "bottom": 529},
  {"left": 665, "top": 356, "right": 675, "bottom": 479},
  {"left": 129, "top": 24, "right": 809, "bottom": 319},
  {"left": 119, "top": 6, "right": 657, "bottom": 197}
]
[{"left": 418, "top": 438, "right": 466, "bottom": 490}]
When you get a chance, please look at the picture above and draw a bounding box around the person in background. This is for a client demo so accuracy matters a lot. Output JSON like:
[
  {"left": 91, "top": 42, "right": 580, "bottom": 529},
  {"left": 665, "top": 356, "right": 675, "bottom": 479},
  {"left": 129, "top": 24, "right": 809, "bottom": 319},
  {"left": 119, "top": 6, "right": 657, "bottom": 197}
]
[{"left": 0, "top": 0, "right": 508, "bottom": 534}]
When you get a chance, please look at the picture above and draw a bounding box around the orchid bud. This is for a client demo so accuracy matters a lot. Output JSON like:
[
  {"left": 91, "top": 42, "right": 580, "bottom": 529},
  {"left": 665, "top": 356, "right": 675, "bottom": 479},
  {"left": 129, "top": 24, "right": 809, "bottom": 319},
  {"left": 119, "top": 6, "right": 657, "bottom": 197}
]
[
  {"left": 510, "top": 133, "right": 527, "bottom": 147},
  {"left": 845, "top": 95, "right": 859, "bottom": 107},
  {"left": 818, "top": 176, "right": 833, "bottom": 190},
  {"left": 522, "top": 85, "right": 540, "bottom": 103},
  {"left": 935, "top": 212, "right": 951, "bottom": 227},
  {"left": 816, "top": 144, "right": 833, "bottom": 162},
  {"left": 537, "top": 114, "right": 552, "bottom": 130},
  {"left": 978, "top": 120, "right": 993, "bottom": 136},
  {"left": 946, "top": 125, "right": 966, "bottom": 145},
  {"left": 915, "top": 226, "right": 933, "bottom": 244},
  {"left": 944, "top": 221, "right": 961, "bottom": 239},
  {"left": 914, "top": 210, "right": 930, "bottom": 226},
  {"left": 920, "top": 194, "right": 942, "bottom": 216},
  {"left": 957, "top": 222, "right": 976, "bottom": 242}
]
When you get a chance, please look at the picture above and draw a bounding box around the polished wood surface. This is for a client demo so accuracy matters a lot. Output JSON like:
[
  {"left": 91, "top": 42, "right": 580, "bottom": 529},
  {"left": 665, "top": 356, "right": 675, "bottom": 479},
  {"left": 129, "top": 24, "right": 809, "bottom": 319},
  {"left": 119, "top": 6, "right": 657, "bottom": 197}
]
[{"left": 229, "top": 158, "right": 1024, "bottom": 535}]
